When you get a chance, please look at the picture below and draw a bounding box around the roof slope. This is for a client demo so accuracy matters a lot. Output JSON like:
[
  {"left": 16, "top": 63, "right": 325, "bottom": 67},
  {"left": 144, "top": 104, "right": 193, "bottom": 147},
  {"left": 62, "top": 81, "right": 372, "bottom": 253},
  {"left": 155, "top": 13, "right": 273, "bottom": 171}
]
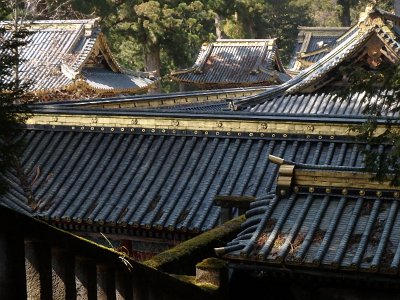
[
  {"left": 233, "top": 7, "right": 400, "bottom": 110},
  {"left": 288, "top": 26, "right": 350, "bottom": 72},
  {"left": 244, "top": 88, "right": 399, "bottom": 117},
  {"left": 1, "top": 121, "right": 368, "bottom": 237},
  {"left": 0, "top": 19, "right": 157, "bottom": 97},
  {"left": 218, "top": 159, "right": 400, "bottom": 276},
  {"left": 170, "top": 39, "right": 290, "bottom": 89}
]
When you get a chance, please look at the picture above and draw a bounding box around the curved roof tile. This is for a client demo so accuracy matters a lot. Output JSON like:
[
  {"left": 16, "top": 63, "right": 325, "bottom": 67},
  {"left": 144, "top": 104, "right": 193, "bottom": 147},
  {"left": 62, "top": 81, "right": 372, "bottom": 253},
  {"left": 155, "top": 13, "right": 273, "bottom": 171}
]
[
  {"left": 0, "top": 19, "right": 157, "bottom": 96},
  {"left": 171, "top": 39, "right": 290, "bottom": 88}
]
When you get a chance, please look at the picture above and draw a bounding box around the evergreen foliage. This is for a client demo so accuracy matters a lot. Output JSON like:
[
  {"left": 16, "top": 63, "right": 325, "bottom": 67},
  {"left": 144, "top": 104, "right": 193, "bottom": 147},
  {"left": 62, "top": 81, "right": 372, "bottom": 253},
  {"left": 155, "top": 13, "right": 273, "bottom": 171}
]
[
  {"left": 339, "top": 64, "right": 400, "bottom": 186},
  {"left": 65, "top": 0, "right": 396, "bottom": 92},
  {"left": 0, "top": 4, "right": 30, "bottom": 195}
]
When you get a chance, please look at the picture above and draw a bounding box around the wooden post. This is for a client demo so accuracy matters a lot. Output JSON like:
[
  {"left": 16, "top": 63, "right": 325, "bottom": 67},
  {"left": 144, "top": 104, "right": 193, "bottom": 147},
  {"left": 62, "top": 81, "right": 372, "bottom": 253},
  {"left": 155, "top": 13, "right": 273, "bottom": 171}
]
[
  {"left": 75, "top": 257, "right": 95, "bottom": 300},
  {"left": 214, "top": 195, "right": 255, "bottom": 224},
  {"left": 97, "top": 264, "right": 115, "bottom": 300},
  {"left": 220, "top": 207, "right": 231, "bottom": 224},
  {"left": 0, "top": 233, "right": 26, "bottom": 299},
  {"left": 25, "top": 240, "right": 51, "bottom": 300},
  {"left": 116, "top": 271, "right": 132, "bottom": 300},
  {"left": 52, "top": 248, "right": 69, "bottom": 300}
]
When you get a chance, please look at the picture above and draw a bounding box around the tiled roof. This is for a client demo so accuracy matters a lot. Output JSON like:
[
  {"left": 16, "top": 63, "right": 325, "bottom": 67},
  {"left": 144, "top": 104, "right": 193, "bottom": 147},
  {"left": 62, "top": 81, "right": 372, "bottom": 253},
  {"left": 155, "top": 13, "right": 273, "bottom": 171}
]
[
  {"left": 288, "top": 27, "right": 350, "bottom": 71},
  {"left": 233, "top": 12, "right": 400, "bottom": 110},
  {"left": 95, "top": 87, "right": 396, "bottom": 117},
  {"left": 35, "top": 86, "right": 266, "bottom": 110},
  {"left": 244, "top": 88, "right": 399, "bottom": 117},
  {"left": 137, "top": 100, "right": 230, "bottom": 112},
  {"left": 217, "top": 161, "right": 400, "bottom": 275},
  {"left": 1, "top": 126, "right": 367, "bottom": 237},
  {"left": 232, "top": 26, "right": 364, "bottom": 109},
  {"left": 170, "top": 39, "right": 290, "bottom": 88},
  {"left": 82, "top": 68, "right": 154, "bottom": 91},
  {"left": 0, "top": 19, "right": 156, "bottom": 95}
]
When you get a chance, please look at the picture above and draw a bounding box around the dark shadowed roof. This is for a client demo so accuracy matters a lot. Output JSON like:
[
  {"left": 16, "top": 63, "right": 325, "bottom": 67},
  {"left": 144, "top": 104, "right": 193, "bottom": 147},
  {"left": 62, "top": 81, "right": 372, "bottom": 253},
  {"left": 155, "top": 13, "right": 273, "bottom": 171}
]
[
  {"left": 170, "top": 39, "right": 290, "bottom": 89},
  {"left": 1, "top": 119, "right": 368, "bottom": 238},
  {"left": 217, "top": 160, "right": 400, "bottom": 276}
]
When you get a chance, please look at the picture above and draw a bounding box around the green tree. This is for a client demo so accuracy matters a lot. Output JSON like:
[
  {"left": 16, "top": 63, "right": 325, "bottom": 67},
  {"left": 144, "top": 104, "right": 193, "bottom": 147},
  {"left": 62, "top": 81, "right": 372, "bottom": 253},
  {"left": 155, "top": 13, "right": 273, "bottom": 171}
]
[
  {"left": 80, "top": 0, "right": 214, "bottom": 93},
  {"left": 329, "top": 0, "right": 393, "bottom": 27},
  {"left": 294, "top": 0, "right": 341, "bottom": 26},
  {"left": 210, "top": 0, "right": 312, "bottom": 64},
  {"left": 261, "top": 0, "right": 313, "bottom": 64},
  {"left": 0, "top": 3, "right": 31, "bottom": 195},
  {"left": 73, "top": 0, "right": 398, "bottom": 92},
  {"left": 72, "top": 0, "right": 313, "bottom": 91},
  {"left": 202, "top": 0, "right": 235, "bottom": 38},
  {"left": 339, "top": 63, "right": 400, "bottom": 186}
]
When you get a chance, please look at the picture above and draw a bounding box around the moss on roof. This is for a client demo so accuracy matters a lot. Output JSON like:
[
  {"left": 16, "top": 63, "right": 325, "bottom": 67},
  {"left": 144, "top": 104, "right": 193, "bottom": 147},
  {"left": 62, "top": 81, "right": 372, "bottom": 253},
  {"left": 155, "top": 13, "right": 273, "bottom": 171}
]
[
  {"left": 196, "top": 257, "right": 227, "bottom": 270},
  {"left": 144, "top": 215, "right": 245, "bottom": 270}
]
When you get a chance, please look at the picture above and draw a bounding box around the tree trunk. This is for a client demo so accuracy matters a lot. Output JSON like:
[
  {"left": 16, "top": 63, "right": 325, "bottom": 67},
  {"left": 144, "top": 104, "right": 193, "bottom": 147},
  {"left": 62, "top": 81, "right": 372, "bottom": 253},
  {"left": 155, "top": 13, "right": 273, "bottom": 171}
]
[
  {"left": 215, "top": 13, "right": 223, "bottom": 39},
  {"left": 339, "top": 0, "right": 351, "bottom": 27},
  {"left": 395, "top": 0, "right": 400, "bottom": 16},
  {"left": 246, "top": 17, "right": 255, "bottom": 39},
  {"left": 236, "top": 10, "right": 255, "bottom": 38},
  {"left": 145, "top": 43, "right": 161, "bottom": 94}
]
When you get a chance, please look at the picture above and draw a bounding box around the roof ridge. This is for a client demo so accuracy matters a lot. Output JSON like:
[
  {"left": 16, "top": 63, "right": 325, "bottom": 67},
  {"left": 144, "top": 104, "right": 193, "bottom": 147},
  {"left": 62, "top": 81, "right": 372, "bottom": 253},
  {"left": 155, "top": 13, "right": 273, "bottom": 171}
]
[{"left": 231, "top": 26, "right": 369, "bottom": 110}]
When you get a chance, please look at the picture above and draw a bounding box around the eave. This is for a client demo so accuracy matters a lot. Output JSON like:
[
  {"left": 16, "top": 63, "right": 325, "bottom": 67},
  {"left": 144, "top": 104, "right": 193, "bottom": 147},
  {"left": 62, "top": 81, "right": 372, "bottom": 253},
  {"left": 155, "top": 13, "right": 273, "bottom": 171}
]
[{"left": 25, "top": 108, "right": 399, "bottom": 139}]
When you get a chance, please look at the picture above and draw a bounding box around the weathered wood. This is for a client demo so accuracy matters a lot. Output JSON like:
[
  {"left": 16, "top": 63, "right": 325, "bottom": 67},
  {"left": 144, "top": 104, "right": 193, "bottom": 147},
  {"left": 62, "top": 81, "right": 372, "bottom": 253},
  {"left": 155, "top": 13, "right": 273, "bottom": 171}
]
[
  {"left": 75, "top": 257, "right": 96, "bottom": 300},
  {"left": 116, "top": 271, "right": 133, "bottom": 300},
  {"left": 26, "top": 240, "right": 51, "bottom": 300},
  {"left": 0, "top": 233, "right": 26, "bottom": 299},
  {"left": 97, "top": 264, "right": 115, "bottom": 300}
]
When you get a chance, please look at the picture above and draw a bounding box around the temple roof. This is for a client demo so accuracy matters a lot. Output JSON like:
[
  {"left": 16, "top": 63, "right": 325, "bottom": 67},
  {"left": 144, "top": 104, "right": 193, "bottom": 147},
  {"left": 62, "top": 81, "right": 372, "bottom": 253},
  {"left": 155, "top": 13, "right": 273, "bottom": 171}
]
[
  {"left": 233, "top": 7, "right": 400, "bottom": 110},
  {"left": 216, "top": 156, "right": 400, "bottom": 276},
  {"left": 0, "top": 106, "right": 374, "bottom": 238},
  {"left": 243, "top": 88, "right": 399, "bottom": 117},
  {"left": 2, "top": 7, "right": 400, "bottom": 283},
  {"left": 34, "top": 86, "right": 265, "bottom": 110},
  {"left": 0, "top": 19, "right": 158, "bottom": 98},
  {"left": 170, "top": 39, "right": 290, "bottom": 89},
  {"left": 288, "top": 26, "right": 350, "bottom": 72}
]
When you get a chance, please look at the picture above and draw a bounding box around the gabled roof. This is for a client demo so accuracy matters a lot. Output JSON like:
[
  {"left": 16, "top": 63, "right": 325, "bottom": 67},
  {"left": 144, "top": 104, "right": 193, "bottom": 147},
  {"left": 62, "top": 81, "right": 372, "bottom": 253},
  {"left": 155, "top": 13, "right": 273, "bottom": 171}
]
[
  {"left": 232, "top": 6, "right": 400, "bottom": 110},
  {"left": 170, "top": 39, "right": 291, "bottom": 89},
  {"left": 0, "top": 19, "right": 158, "bottom": 99},
  {"left": 217, "top": 156, "right": 400, "bottom": 276},
  {"left": 288, "top": 26, "right": 350, "bottom": 72}
]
